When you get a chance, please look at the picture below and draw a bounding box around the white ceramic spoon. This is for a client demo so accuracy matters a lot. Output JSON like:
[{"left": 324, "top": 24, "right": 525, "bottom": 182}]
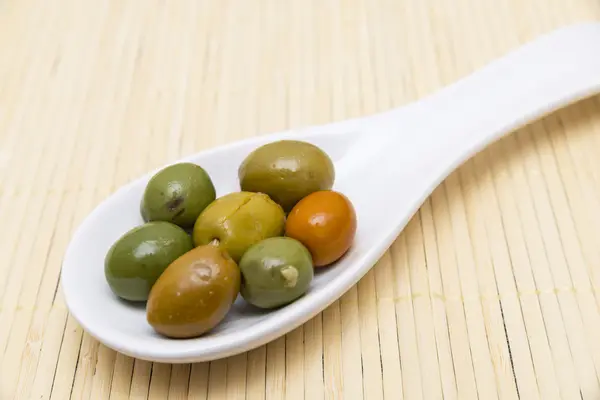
[{"left": 61, "top": 23, "right": 600, "bottom": 363}]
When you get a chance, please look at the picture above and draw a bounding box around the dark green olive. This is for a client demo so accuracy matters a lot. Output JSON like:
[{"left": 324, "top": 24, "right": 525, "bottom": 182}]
[
  {"left": 141, "top": 162, "right": 216, "bottom": 228},
  {"left": 104, "top": 222, "right": 194, "bottom": 301},
  {"left": 147, "top": 244, "right": 241, "bottom": 338},
  {"left": 238, "top": 140, "right": 335, "bottom": 212},
  {"left": 192, "top": 192, "right": 286, "bottom": 262},
  {"left": 239, "top": 237, "right": 313, "bottom": 309}
]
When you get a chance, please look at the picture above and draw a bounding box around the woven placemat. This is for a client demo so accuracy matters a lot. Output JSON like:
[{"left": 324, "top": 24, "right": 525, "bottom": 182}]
[{"left": 1, "top": 0, "right": 600, "bottom": 399}]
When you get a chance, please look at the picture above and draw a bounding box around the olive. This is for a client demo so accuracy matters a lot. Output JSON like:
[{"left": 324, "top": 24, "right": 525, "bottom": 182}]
[
  {"left": 239, "top": 237, "right": 313, "bottom": 309},
  {"left": 141, "top": 162, "right": 216, "bottom": 228},
  {"left": 285, "top": 190, "right": 357, "bottom": 267},
  {"left": 192, "top": 192, "right": 286, "bottom": 262},
  {"left": 104, "top": 222, "right": 194, "bottom": 301},
  {"left": 238, "top": 140, "right": 335, "bottom": 212},
  {"left": 146, "top": 244, "right": 241, "bottom": 338}
]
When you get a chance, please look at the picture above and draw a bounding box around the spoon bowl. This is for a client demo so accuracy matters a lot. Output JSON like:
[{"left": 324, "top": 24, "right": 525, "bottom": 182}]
[{"left": 61, "top": 23, "right": 600, "bottom": 363}]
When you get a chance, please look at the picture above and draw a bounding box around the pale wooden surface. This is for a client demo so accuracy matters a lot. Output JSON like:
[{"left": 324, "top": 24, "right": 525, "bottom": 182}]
[{"left": 1, "top": 0, "right": 600, "bottom": 399}]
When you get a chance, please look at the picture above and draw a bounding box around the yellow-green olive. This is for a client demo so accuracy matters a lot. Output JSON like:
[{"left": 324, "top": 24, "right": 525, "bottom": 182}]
[{"left": 192, "top": 192, "right": 286, "bottom": 262}]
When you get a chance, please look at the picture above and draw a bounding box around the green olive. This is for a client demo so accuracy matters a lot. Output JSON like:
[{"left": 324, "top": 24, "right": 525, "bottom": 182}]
[
  {"left": 147, "top": 244, "right": 241, "bottom": 338},
  {"left": 239, "top": 237, "right": 313, "bottom": 309},
  {"left": 238, "top": 140, "right": 335, "bottom": 212},
  {"left": 141, "top": 162, "right": 216, "bottom": 228},
  {"left": 192, "top": 192, "right": 285, "bottom": 263},
  {"left": 104, "top": 222, "right": 194, "bottom": 301}
]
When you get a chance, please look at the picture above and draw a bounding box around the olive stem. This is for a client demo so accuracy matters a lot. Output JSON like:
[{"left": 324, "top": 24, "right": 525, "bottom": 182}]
[
  {"left": 280, "top": 266, "right": 298, "bottom": 288},
  {"left": 209, "top": 238, "right": 220, "bottom": 247}
]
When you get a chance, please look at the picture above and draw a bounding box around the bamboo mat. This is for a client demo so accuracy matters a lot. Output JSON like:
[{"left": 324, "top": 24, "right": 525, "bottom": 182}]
[{"left": 2, "top": 0, "right": 600, "bottom": 399}]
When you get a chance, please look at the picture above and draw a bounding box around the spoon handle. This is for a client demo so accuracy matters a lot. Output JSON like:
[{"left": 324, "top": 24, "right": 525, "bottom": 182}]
[
  {"left": 335, "top": 23, "right": 600, "bottom": 240},
  {"left": 382, "top": 22, "right": 600, "bottom": 177}
]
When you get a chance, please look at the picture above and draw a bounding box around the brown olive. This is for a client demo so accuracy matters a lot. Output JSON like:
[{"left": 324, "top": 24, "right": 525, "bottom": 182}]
[{"left": 146, "top": 244, "right": 240, "bottom": 338}]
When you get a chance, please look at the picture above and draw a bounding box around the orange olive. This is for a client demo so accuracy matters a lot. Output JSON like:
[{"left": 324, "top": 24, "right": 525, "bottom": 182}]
[{"left": 284, "top": 190, "right": 356, "bottom": 267}]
